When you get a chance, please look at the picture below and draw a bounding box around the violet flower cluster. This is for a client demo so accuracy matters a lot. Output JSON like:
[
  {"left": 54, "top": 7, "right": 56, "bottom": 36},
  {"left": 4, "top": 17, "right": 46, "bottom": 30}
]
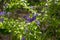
[
  {"left": 23, "top": 13, "right": 40, "bottom": 26},
  {"left": 0, "top": 11, "right": 5, "bottom": 16},
  {"left": 23, "top": 13, "right": 38, "bottom": 23},
  {"left": 0, "top": 11, "right": 5, "bottom": 22}
]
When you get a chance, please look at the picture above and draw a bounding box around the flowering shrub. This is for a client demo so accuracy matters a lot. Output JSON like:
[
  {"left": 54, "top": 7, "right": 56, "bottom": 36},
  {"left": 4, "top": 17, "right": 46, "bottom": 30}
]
[
  {"left": 0, "top": 0, "right": 60, "bottom": 40},
  {"left": 0, "top": 15, "right": 41, "bottom": 40}
]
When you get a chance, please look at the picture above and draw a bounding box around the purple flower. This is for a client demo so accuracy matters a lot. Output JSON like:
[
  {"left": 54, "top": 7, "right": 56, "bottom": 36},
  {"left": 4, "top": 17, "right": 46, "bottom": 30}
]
[
  {"left": 0, "top": 11, "right": 5, "bottom": 16},
  {"left": 0, "top": 18, "right": 4, "bottom": 22},
  {"left": 24, "top": 13, "right": 38, "bottom": 23},
  {"left": 31, "top": 15, "right": 36, "bottom": 21},
  {"left": 22, "top": 36, "right": 25, "bottom": 40},
  {"left": 25, "top": 16, "right": 36, "bottom": 23}
]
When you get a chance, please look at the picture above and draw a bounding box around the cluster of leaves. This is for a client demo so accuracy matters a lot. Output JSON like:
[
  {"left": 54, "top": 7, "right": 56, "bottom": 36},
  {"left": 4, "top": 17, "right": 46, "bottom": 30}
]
[
  {"left": 0, "top": 16, "right": 42, "bottom": 40},
  {"left": 4, "top": 0, "right": 36, "bottom": 13}
]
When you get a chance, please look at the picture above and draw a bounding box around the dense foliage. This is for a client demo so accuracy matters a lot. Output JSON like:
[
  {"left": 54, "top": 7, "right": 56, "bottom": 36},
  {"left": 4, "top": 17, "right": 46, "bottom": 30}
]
[{"left": 0, "top": 0, "right": 60, "bottom": 40}]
